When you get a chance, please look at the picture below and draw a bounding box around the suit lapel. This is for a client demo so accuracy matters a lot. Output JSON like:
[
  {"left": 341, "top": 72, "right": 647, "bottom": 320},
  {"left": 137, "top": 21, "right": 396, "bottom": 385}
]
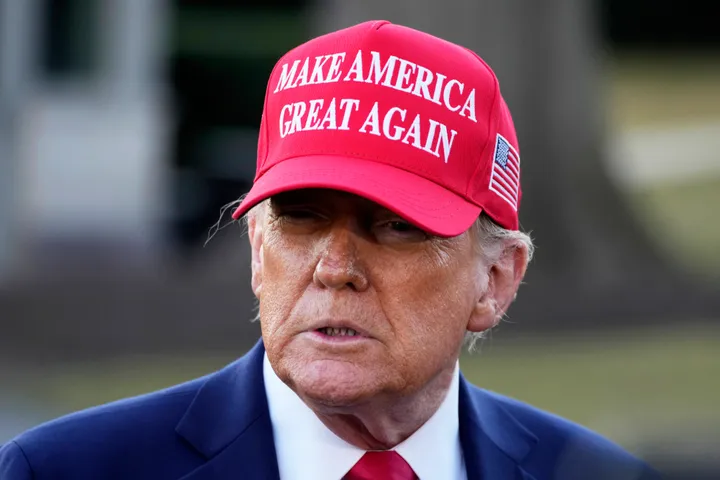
[
  {"left": 176, "top": 340, "right": 280, "bottom": 480},
  {"left": 173, "top": 342, "right": 540, "bottom": 479},
  {"left": 459, "top": 376, "right": 538, "bottom": 480}
]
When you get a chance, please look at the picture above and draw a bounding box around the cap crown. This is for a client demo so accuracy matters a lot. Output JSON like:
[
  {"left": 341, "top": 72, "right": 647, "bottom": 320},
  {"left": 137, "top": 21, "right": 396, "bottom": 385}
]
[{"left": 255, "top": 20, "right": 522, "bottom": 230}]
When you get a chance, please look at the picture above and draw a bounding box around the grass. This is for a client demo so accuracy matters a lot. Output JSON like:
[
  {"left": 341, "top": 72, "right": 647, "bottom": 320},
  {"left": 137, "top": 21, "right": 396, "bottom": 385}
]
[
  {"left": 18, "top": 324, "right": 719, "bottom": 453},
  {"left": 460, "top": 326, "right": 720, "bottom": 447},
  {"left": 627, "top": 177, "right": 720, "bottom": 279}
]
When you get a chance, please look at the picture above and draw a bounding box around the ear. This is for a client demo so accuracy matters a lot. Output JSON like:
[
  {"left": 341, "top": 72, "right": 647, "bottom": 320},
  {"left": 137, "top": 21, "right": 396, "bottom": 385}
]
[
  {"left": 247, "top": 212, "right": 264, "bottom": 298},
  {"left": 467, "top": 244, "right": 528, "bottom": 333}
]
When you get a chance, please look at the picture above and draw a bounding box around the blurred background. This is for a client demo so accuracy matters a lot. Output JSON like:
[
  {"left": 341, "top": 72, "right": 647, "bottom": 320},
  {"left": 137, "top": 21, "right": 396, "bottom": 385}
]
[{"left": 1, "top": 0, "right": 718, "bottom": 477}]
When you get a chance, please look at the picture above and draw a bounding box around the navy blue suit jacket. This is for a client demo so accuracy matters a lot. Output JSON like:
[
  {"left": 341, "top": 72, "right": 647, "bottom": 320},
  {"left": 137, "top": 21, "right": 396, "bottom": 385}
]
[{"left": 1, "top": 341, "right": 660, "bottom": 479}]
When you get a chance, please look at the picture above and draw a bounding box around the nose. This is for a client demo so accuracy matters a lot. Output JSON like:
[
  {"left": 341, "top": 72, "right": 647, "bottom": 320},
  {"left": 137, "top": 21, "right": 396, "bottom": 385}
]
[{"left": 313, "top": 225, "right": 369, "bottom": 292}]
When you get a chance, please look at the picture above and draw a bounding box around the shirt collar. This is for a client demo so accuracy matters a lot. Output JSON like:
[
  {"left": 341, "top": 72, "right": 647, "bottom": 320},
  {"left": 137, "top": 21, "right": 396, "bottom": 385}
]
[{"left": 263, "top": 353, "right": 465, "bottom": 480}]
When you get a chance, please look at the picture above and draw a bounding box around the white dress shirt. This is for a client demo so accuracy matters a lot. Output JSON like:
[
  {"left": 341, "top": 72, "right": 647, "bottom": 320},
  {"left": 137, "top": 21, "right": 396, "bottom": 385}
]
[{"left": 263, "top": 353, "right": 467, "bottom": 480}]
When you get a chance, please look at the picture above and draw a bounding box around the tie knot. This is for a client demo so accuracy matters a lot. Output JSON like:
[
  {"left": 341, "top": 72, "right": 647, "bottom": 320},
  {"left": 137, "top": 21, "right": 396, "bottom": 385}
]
[{"left": 344, "top": 451, "right": 418, "bottom": 480}]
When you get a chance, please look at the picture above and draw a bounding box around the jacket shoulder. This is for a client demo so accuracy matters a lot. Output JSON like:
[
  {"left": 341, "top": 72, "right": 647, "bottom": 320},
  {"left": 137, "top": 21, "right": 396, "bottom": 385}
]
[
  {"left": 0, "top": 441, "right": 33, "bottom": 480},
  {"left": 1, "top": 372, "right": 212, "bottom": 479},
  {"left": 468, "top": 386, "right": 662, "bottom": 479}
]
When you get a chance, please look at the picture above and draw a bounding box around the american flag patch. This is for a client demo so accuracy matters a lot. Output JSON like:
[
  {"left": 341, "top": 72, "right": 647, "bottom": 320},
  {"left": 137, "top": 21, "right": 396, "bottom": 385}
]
[{"left": 489, "top": 133, "right": 520, "bottom": 210}]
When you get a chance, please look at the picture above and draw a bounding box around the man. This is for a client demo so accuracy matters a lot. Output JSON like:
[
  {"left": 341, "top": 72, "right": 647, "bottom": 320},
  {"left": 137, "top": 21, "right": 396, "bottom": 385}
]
[{"left": 0, "top": 20, "right": 660, "bottom": 480}]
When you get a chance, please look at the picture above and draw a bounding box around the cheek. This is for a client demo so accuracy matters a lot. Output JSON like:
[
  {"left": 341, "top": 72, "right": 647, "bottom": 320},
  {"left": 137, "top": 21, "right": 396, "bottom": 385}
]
[
  {"left": 377, "top": 255, "right": 478, "bottom": 353},
  {"left": 259, "top": 234, "right": 316, "bottom": 339}
]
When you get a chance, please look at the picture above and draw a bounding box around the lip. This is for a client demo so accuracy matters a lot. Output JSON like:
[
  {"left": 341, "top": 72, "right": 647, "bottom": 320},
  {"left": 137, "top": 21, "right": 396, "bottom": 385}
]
[{"left": 307, "top": 319, "right": 372, "bottom": 338}]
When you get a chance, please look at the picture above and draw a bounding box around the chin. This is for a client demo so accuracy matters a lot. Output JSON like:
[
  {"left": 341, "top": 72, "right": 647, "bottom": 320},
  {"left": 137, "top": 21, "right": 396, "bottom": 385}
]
[{"left": 287, "top": 357, "right": 379, "bottom": 408}]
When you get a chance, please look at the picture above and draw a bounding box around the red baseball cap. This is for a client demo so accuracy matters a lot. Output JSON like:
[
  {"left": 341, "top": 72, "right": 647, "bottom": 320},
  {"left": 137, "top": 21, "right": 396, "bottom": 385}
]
[{"left": 231, "top": 20, "right": 522, "bottom": 236}]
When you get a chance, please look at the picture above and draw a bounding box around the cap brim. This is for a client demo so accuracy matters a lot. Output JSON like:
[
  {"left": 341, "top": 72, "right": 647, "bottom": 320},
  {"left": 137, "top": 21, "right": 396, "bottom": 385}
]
[{"left": 231, "top": 155, "right": 481, "bottom": 237}]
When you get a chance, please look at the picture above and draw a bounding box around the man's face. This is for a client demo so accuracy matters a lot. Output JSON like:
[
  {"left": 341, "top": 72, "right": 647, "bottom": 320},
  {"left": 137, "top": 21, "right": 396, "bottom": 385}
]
[{"left": 250, "top": 189, "right": 492, "bottom": 407}]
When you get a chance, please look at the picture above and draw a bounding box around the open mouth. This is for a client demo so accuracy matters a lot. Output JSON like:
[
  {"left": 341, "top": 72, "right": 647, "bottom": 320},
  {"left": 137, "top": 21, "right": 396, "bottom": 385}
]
[{"left": 316, "top": 327, "right": 359, "bottom": 337}]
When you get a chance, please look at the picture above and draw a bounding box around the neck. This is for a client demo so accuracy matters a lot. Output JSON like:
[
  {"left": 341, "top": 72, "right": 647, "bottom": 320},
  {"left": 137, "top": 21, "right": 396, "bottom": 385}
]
[{"left": 310, "top": 364, "right": 457, "bottom": 450}]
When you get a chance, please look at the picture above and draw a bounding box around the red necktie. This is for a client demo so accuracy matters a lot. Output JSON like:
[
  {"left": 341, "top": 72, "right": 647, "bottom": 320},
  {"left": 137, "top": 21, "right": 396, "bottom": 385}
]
[{"left": 344, "top": 451, "right": 418, "bottom": 480}]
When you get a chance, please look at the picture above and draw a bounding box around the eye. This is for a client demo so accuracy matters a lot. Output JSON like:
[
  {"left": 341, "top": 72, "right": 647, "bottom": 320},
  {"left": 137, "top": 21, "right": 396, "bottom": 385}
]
[
  {"left": 375, "top": 219, "right": 428, "bottom": 242},
  {"left": 386, "top": 221, "right": 415, "bottom": 232},
  {"left": 279, "top": 209, "right": 319, "bottom": 220},
  {"left": 272, "top": 206, "right": 328, "bottom": 227}
]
